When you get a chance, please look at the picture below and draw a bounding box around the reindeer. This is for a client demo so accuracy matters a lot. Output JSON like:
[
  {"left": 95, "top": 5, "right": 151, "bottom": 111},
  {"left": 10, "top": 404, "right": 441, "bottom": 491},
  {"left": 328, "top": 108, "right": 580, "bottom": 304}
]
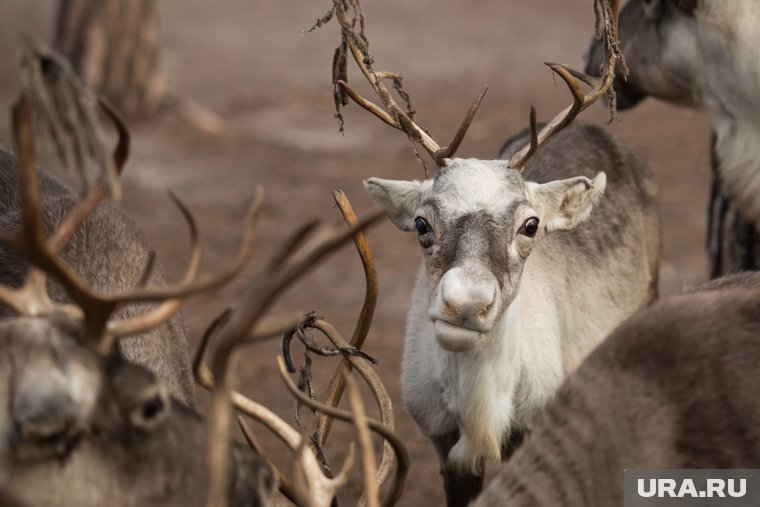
[
  {"left": 473, "top": 272, "right": 760, "bottom": 507},
  {"left": 0, "top": 148, "right": 199, "bottom": 405},
  {"left": 0, "top": 96, "right": 276, "bottom": 507},
  {"left": 0, "top": 40, "right": 200, "bottom": 405},
  {"left": 0, "top": 35, "right": 410, "bottom": 507},
  {"left": 584, "top": 0, "right": 760, "bottom": 276},
  {"left": 1, "top": 91, "right": 403, "bottom": 507},
  {"left": 312, "top": 1, "right": 661, "bottom": 505}
]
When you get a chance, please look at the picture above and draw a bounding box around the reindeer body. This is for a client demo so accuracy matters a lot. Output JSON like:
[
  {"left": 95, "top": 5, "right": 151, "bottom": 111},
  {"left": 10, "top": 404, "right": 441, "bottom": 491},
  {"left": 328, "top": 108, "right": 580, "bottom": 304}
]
[
  {"left": 0, "top": 148, "right": 195, "bottom": 405},
  {"left": 474, "top": 274, "right": 760, "bottom": 507},
  {"left": 367, "top": 122, "right": 660, "bottom": 505},
  {"left": 586, "top": 0, "right": 760, "bottom": 272}
]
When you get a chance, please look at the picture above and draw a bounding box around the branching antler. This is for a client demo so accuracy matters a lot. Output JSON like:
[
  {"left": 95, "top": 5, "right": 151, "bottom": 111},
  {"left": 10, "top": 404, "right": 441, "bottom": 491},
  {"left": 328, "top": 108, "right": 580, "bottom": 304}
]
[
  {"left": 316, "top": 190, "right": 377, "bottom": 445},
  {"left": 277, "top": 357, "right": 409, "bottom": 507},
  {"left": 194, "top": 310, "right": 356, "bottom": 507},
  {"left": 507, "top": 0, "right": 625, "bottom": 171},
  {"left": 192, "top": 190, "right": 406, "bottom": 507},
  {"left": 2, "top": 56, "right": 261, "bottom": 355},
  {"left": 197, "top": 199, "right": 384, "bottom": 507},
  {"left": 21, "top": 35, "right": 122, "bottom": 201},
  {"left": 313, "top": 0, "right": 487, "bottom": 174}
]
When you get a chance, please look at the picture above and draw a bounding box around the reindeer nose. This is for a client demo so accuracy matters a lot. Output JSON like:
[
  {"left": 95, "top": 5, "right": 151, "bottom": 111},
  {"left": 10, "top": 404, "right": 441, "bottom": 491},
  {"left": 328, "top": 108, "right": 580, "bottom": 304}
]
[{"left": 441, "top": 268, "right": 496, "bottom": 321}]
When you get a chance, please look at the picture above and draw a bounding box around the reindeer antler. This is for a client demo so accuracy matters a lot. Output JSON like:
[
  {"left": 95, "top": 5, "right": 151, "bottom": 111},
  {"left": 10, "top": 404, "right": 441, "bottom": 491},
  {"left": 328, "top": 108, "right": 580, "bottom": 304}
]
[
  {"left": 196, "top": 197, "right": 383, "bottom": 507},
  {"left": 507, "top": 0, "right": 625, "bottom": 171},
  {"left": 2, "top": 47, "right": 262, "bottom": 355},
  {"left": 192, "top": 191, "right": 404, "bottom": 507},
  {"left": 316, "top": 0, "right": 487, "bottom": 174}
]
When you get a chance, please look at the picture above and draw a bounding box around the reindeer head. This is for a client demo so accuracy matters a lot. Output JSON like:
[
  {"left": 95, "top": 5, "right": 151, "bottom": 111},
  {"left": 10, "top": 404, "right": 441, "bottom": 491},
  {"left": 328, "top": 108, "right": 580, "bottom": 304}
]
[
  {"left": 366, "top": 161, "right": 605, "bottom": 351},
  {"left": 585, "top": 0, "right": 702, "bottom": 109},
  {"left": 322, "top": 0, "right": 621, "bottom": 351},
  {"left": 0, "top": 313, "right": 276, "bottom": 507}
]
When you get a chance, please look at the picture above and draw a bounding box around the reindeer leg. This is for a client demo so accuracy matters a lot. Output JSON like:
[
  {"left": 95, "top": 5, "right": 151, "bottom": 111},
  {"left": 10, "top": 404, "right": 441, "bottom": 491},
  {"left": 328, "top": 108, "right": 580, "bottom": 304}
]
[
  {"left": 707, "top": 131, "right": 728, "bottom": 278},
  {"left": 729, "top": 212, "right": 758, "bottom": 271},
  {"left": 432, "top": 431, "right": 485, "bottom": 507}
]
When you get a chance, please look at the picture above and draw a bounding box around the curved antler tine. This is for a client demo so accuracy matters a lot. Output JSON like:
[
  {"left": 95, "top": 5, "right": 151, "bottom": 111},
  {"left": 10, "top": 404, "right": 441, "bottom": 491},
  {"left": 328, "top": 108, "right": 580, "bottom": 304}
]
[
  {"left": 317, "top": 191, "right": 378, "bottom": 444},
  {"left": 202, "top": 206, "right": 382, "bottom": 507},
  {"left": 309, "top": 318, "right": 395, "bottom": 498},
  {"left": 105, "top": 186, "right": 263, "bottom": 340},
  {"left": 237, "top": 416, "right": 297, "bottom": 502},
  {"left": 48, "top": 97, "right": 130, "bottom": 254},
  {"left": 333, "top": 441, "right": 357, "bottom": 490},
  {"left": 344, "top": 371, "right": 379, "bottom": 507},
  {"left": 509, "top": 0, "right": 621, "bottom": 170},
  {"left": 547, "top": 64, "right": 585, "bottom": 123},
  {"left": 195, "top": 309, "right": 303, "bottom": 449},
  {"left": 167, "top": 191, "right": 204, "bottom": 284},
  {"left": 193, "top": 307, "right": 232, "bottom": 387},
  {"left": 265, "top": 219, "right": 321, "bottom": 273},
  {"left": 514, "top": 105, "right": 540, "bottom": 173},
  {"left": 550, "top": 63, "right": 601, "bottom": 88},
  {"left": 13, "top": 95, "right": 45, "bottom": 243},
  {"left": 434, "top": 87, "right": 488, "bottom": 164},
  {"left": 338, "top": 80, "right": 399, "bottom": 129},
  {"left": 9, "top": 93, "right": 106, "bottom": 320},
  {"left": 104, "top": 192, "right": 202, "bottom": 340},
  {"left": 97, "top": 96, "right": 130, "bottom": 174},
  {"left": 276, "top": 356, "right": 410, "bottom": 507}
]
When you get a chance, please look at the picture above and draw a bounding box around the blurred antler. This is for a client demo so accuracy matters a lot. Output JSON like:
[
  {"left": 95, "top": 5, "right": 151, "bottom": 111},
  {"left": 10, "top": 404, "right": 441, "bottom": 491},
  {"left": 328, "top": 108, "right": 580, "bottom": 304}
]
[
  {"left": 277, "top": 357, "right": 409, "bottom": 507},
  {"left": 314, "top": 0, "right": 487, "bottom": 174},
  {"left": 200, "top": 200, "right": 383, "bottom": 507},
  {"left": 194, "top": 311, "right": 355, "bottom": 507},
  {"left": 21, "top": 35, "right": 122, "bottom": 201},
  {"left": 278, "top": 191, "right": 396, "bottom": 505},
  {"left": 315, "top": 190, "right": 377, "bottom": 444},
  {"left": 507, "top": 0, "right": 624, "bottom": 171},
  {"left": 1, "top": 91, "right": 261, "bottom": 355},
  {"left": 291, "top": 318, "right": 400, "bottom": 507}
]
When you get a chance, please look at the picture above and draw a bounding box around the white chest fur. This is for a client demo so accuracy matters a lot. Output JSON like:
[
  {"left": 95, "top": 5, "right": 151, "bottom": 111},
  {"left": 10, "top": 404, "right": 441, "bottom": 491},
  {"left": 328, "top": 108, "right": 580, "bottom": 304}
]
[{"left": 401, "top": 263, "right": 569, "bottom": 472}]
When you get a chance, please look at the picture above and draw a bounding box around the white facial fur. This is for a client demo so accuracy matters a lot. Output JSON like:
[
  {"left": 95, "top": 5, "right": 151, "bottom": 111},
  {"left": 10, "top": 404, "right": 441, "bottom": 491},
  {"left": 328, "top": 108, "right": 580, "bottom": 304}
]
[{"left": 366, "top": 158, "right": 606, "bottom": 353}]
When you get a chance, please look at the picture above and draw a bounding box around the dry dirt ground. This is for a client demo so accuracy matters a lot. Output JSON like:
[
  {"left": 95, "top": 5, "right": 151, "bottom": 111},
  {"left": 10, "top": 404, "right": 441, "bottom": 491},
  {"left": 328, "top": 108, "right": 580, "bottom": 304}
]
[{"left": 0, "top": 1, "right": 711, "bottom": 505}]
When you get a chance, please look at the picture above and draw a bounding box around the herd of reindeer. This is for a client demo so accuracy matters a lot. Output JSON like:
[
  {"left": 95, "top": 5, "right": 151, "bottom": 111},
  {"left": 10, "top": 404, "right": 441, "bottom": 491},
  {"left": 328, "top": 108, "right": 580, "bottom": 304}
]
[{"left": 1, "top": 0, "right": 759, "bottom": 506}]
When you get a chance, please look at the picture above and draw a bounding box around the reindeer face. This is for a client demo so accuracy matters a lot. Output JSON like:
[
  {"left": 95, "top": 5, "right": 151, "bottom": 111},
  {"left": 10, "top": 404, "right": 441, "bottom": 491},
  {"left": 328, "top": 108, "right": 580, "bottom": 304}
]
[
  {"left": 366, "top": 158, "right": 606, "bottom": 352},
  {"left": 584, "top": 0, "right": 701, "bottom": 109},
  {"left": 0, "top": 316, "right": 274, "bottom": 507}
]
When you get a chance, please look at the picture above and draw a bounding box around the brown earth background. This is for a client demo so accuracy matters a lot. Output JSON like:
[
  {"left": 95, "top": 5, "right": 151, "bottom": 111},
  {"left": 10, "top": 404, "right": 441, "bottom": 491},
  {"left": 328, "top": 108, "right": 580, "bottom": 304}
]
[{"left": 0, "top": 1, "right": 711, "bottom": 505}]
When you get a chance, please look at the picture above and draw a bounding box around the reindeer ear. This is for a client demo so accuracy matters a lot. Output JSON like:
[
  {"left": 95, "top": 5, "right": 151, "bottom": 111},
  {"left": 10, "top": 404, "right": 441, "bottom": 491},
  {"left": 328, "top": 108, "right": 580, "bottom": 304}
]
[
  {"left": 364, "top": 178, "right": 433, "bottom": 231},
  {"left": 525, "top": 172, "right": 606, "bottom": 232}
]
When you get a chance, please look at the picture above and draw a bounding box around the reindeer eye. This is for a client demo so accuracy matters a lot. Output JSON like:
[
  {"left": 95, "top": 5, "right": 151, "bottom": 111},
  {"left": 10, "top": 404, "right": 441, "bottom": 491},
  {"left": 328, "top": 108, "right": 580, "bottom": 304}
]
[
  {"left": 414, "top": 217, "right": 430, "bottom": 235},
  {"left": 520, "top": 217, "right": 539, "bottom": 237}
]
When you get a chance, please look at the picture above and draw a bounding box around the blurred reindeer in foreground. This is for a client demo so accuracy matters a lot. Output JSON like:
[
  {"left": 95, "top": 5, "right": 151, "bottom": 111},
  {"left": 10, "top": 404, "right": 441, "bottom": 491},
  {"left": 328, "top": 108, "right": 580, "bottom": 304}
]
[
  {"left": 585, "top": 0, "right": 760, "bottom": 277},
  {"left": 0, "top": 40, "right": 197, "bottom": 405},
  {"left": 474, "top": 272, "right": 760, "bottom": 506},
  {"left": 0, "top": 90, "right": 275, "bottom": 506},
  {"left": 311, "top": 0, "right": 660, "bottom": 505},
  {"left": 0, "top": 40, "right": 407, "bottom": 507}
]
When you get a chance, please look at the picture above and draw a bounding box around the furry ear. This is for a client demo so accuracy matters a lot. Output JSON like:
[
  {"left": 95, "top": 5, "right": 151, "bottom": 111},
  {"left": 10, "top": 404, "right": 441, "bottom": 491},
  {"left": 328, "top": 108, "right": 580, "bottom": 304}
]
[
  {"left": 364, "top": 177, "right": 433, "bottom": 231},
  {"left": 525, "top": 172, "right": 606, "bottom": 232}
]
